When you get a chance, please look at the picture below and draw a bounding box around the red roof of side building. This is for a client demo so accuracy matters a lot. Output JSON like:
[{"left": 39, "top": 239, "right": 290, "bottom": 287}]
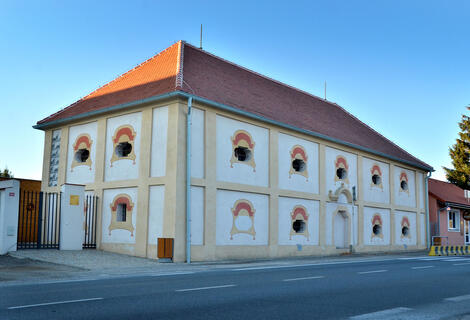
[
  {"left": 36, "top": 41, "right": 432, "bottom": 171},
  {"left": 428, "top": 178, "right": 470, "bottom": 206}
]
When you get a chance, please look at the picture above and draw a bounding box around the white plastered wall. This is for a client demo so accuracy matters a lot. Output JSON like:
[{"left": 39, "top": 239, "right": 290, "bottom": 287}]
[
  {"left": 363, "top": 207, "right": 391, "bottom": 246},
  {"left": 102, "top": 187, "right": 138, "bottom": 245},
  {"left": 362, "top": 157, "right": 390, "bottom": 204},
  {"left": 278, "top": 133, "right": 319, "bottom": 194},
  {"left": 104, "top": 112, "right": 142, "bottom": 181},
  {"left": 66, "top": 121, "right": 98, "bottom": 185},
  {"left": 216, "top": 190, "right": 269, "bottom": 245},
  {"left": 148, "top": 185, "right": 165, "bottom": 247},
  {"left": 191, "top": 108, "right": 205, "bottom": 179},
  {"left": 190, "top": 186, "right": 204, "bottom": 245},
  {"left": 394, "top": 167, "right": 416, "bottom": 208},
  {"left": 150, "top": 106, "right": 168, "bottom": 177},
  {"left": 325, "top": 147, "right": 357, "bottom": 195},
  {"left": 278, "top": 197, "right": 319, "bottom": 245},
  {"left": 216, "top": 115, "right": 269, "bottom": 187},
  {"left": 394, "top": 210, "right": 417, "bottom": 245}
]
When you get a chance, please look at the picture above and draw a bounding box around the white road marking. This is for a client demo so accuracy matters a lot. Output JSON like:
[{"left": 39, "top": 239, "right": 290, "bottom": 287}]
[
  {"left": 445, "top": 294, "right": 470, "bottom": 302},
  {"left": 350, "top": 307, "right": 412, "bottom": 319},
  {"left": 8, "top": 298, "right": 103, "bottom": 309},
  {"left": 176, "top": 284, "right": 236, "bottom": 292},
  {"left": 283, "top": 276, "right": 324, "bottom": 282},
  {"left": 357, "top": 270, "right": 388, "bottom": 275},
  {"left": 231, "top": 257, "right": 404, "bottom": 271},
  {"left": 411, "top": 265, "right": 434, "bottom": 269},
  {"left": 453, "top": 262, "right": 470, "bottom": 266},
  {"left": 443, "top": 259, "right": 467, "bottom": 262}
]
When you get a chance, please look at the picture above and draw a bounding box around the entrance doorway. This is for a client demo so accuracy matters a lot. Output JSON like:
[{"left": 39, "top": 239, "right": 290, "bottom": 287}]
[{"left": 334, "top": 211, "right": 349, "bottom": 248}]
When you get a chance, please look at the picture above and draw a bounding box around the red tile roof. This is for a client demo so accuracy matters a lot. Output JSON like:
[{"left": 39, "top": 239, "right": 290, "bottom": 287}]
[
  {"left": 36, "top": 41, "right": 432, "bottom": 170},
  {"left": 429, "top": 178, "right": 470, "bottom": 205}
]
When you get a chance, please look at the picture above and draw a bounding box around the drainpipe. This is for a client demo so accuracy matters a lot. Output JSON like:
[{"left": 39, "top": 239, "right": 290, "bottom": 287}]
[
  {"left": 186, "top": 97, "right": 193, "bottom": 264},
  {"left": 425, "top": 171, "right": 432, "bottom": 249}
]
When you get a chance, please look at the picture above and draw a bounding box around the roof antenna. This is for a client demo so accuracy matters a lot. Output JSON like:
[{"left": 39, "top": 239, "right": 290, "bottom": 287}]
[
  {"left": 200, "top": 24, "right": 203, "bottom": 49},
  {"left": 324, "top": 81, "right": 327, "bottom": 100}
]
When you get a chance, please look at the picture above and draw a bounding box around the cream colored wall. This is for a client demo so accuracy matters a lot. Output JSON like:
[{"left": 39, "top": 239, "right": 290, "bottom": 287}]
[{"left": 40, "top": 96, "right": 429, "bottom": 262}]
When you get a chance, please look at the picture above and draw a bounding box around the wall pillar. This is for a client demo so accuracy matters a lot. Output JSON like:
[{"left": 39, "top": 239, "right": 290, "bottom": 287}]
[{"left": 0, "top": 180, "right": 20, "bottom": 254}]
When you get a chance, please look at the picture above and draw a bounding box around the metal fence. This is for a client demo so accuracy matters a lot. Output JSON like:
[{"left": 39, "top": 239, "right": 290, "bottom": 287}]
[{"left": 83, "top": 195, "right": 98, "bottom": 249}]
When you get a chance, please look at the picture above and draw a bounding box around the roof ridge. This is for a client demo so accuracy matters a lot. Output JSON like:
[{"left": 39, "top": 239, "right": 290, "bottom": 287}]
[
  {"left": 184, "top": 42, "right": 428, "bottom": 168},
  {"left": 39, "top": 42, "right": 181, "bottom": 124},
  {"left": 175, "top": 40, "right": 184, "bottom": 89}
]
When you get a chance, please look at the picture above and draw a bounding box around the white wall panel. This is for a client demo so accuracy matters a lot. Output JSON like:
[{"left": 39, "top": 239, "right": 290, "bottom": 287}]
[
  {"left": 362, "top": 157, "right": 390, "bottom": 204},
  {"left": 66, "top": 121, "right": 98, "bottom": 185},
  {"left": 216, "top": 190, "right": 269, "bottom": 245},
  {"left": 363, "top": 207, "right": 390, "bottom": 245},
  {"left": 148, "top": 186, "right": 165, "bottom": 246},
  {"left": 150, "top": 107, "right": 168, "bottom": 178},
  {"left": 394, "top": 210, "right": 417, "bottom": 245},
  {"left": 104, "top": 112, "right": 142, "bottom": 182},
  {"left": 326, "top": 202, "right": 358, "bottom": 246},
  {"left": 278, "top": 197, "right": 319, "bottom": 245},
  {"left": 394, "top": 167, "right": 416, "bottom": 208},
  {"left": 278, "top": 133, "right": 319, "bottom": 194},
  {"left": 102, "top": 187, "right": 137, "bottom": 244},
  {"left": 216, "top": 115, "right": 269, "bottom": 187}
]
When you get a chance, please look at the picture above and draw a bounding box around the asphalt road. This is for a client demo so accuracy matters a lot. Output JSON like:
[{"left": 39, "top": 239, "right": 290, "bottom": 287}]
[{"left": 2, "top": 255, "right": 470, "bottom": 320}]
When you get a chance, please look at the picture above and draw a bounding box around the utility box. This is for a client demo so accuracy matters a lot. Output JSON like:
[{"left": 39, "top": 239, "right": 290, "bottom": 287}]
[{"left": 157, "top": 238, "right": 173, "bottom": 259}]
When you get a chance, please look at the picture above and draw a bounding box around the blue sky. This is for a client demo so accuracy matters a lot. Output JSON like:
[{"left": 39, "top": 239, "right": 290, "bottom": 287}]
[{"left": 1, "top": 0, "right": 469, "bottom": 181}]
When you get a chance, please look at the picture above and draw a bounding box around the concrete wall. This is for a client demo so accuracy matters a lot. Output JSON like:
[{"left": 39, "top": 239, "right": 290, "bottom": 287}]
[{"left": 0, "top": 180, "right": 20, "bottom": 254}]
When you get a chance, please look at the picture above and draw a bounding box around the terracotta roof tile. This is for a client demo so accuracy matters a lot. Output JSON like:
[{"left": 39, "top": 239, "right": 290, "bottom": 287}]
[
  {"left": 36, "top": 41, "right": 432, "bottom": 170},
  {"left": 429, "top": 178, "right": 470, "bottom": 205}
]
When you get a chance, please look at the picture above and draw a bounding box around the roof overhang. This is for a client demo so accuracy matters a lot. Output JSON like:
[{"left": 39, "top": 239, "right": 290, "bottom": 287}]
[{"left": 34, "top": 90, "right": 434, "bottom": 172}]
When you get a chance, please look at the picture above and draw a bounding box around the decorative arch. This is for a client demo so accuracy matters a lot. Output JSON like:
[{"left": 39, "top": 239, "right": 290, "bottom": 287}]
[
  {"left": 230, "top": 130, "right": 256, "bottom": 171},
  {"left": 109, "top": 193, "right": 135, "bottom": 236},
  {"left": 370, "top": 164, "right": 383, "bottom": 189},
  {"left": 328, "top": 183, "right": 353, "bottom": 204},
  {"left": 71, "top": 134, "right": 93, "bottom": 170},
  {"left": 289, "top": 145, "right": 308, "bottom": 180},
  {"left": 230, "top": 199, "right": 256, "bottom": 239},
  {"left": 335, "top": 155, "right": 349, "bottom": 184},
  {"left": 110, "top": 125, "right": 137, "bottom": 166},
  {"left": 289, "top": 205, "right": 309, "bottom": 240}
]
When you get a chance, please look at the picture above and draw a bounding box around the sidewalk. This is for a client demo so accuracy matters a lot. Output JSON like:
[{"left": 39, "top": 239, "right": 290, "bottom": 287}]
[{"left": 3, "top": 249, "right": 428, "bottom": 286}]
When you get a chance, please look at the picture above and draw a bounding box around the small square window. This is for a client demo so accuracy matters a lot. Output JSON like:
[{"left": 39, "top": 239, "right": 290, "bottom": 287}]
[
  {"left": 117, "top": 203, "right": 127, "bottom": 222},
  {"left": 448, "top": 210, "right": 460, "bottom": 231}
]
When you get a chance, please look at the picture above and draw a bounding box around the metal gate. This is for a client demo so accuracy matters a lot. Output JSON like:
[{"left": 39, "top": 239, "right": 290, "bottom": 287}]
[
  {"left": 17, "top": 191, "right": 61, "bottom": 249},
  {"left": 83, "top": 194, "right": 98, "bottom": 249}
]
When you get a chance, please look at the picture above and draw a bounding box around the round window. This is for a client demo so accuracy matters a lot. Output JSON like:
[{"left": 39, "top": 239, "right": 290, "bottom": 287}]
[
  {"left": 400, "top": 180, "right": 408, "bottom": 191},
  {"left": 292, "top": 159, "right": 306, "bottom": 172},
  {"left": 372, "top": 174, "right": 381, "bottom": 185},
  {"left": 292, "top": 220, "right": 306, "bottom": 233},
  {"left": 115, "top": 142, "right": 132, "bottom": 157},
  {"left": 373, "top": 224, "right": 381, "bottom": 236},
  {"left": 336, "top": 168, "right": 347, "bottom": 180},
  {"left": 402, "top": 226, "right": 409, "bottom": 237},
  {"left": 74, "top": 149, "right": 90, "bottom": 163},
  {"left": 234, "top": 147, "right": 251, "bottom": 162}
]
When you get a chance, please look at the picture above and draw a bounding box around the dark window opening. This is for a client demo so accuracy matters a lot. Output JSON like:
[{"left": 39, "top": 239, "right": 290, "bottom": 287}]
[
  {"left": 234, "top": 146, "right": 251, "bottom": 162},
  {"left": 117, "top": 203, "right": 127, "bottom": 222},
  {"left": 115, "top": 142, "right": 132, "bottom": 158},
  {"left": 74, "top": 149, "right": 89, "bottom": 163},
  {"left": 336, "top": 168, "right": 347, "bottom": 180},
  {"left": 372, "top": 174, "right": 381, "bottom": 185},
  {"left": 373, "top": 224, "right": 381, "bottom": 236},
  {"left": 292, "top": 159, "right": 306, "bottom": 172},
  {"left": 292, "top": 220, "right": 306, "bottom": 233},
  {"left": 400, "top": 180, "right": 408, "bottom": 191},
  {"left": 402, "top": 226, "right": 409, "bottom": 237}
]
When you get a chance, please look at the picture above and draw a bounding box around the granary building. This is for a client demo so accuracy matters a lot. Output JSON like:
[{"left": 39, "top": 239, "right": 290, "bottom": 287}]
[{"left": 35, "top": 41, "right": 433, "bottom": 262}]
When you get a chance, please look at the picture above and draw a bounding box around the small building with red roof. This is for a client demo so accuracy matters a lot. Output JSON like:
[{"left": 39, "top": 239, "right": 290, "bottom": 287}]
[
  {"left": 428, "top": 178, "right": 470, "bottom": 246},
  {"left": 34, "top": 41, "right": 433, "bottom": 262}
]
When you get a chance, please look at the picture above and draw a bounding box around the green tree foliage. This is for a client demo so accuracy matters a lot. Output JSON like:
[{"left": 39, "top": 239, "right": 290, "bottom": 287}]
[
  {"left": 0, "top": 167, "right": 13, "bottom": 178},
  {"left": 444, "top": 106, "right": 470, "bottom": 189}
]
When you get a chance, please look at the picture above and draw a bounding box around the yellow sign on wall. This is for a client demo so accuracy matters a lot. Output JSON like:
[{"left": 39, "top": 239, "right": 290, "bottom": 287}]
[{"left": 70, "top": 195, "right": 79, "bottom": 206}]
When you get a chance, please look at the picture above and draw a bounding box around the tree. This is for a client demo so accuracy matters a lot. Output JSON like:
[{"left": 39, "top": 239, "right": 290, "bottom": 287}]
[
  {"left": 0, "top": 167, "right": 13, "bottom": 178},
  {"left": 444, "top": 106, "right": 470, "bottom": 189}
]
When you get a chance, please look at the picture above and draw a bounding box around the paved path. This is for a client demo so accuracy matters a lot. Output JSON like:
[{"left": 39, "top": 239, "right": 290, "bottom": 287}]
[{"left": 2, "top": 255, "right": 470, "bottom": 319}]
